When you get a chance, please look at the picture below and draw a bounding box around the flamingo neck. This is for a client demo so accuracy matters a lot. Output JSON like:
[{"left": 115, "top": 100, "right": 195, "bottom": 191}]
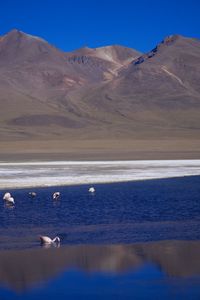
[{"left": 53, "top": 237, "right": 59, "bottom": 243}]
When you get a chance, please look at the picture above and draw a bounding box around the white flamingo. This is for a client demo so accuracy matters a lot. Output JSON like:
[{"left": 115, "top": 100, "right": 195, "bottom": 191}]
[
  {"left": 53, "top": 192, "right": 60, "bottom": 200},
  {"left": 89, "top": 187, "right": 95, "bottom": 193},
  {"left": 3, "top": 192, "right": 15, "bottom": 204},
  {"left": 39, "top": 235, "right": 60, "bottom": 245}
]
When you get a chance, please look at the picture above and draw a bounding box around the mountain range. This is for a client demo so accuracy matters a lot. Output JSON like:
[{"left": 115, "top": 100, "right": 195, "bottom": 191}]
[{"left": 0, "top": 29, "right": 200, "bottom": 159}]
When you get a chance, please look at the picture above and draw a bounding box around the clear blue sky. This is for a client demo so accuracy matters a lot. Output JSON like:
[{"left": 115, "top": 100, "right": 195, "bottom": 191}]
[{"left": 1, "top": 0, "right": 200, "bottom": 53}]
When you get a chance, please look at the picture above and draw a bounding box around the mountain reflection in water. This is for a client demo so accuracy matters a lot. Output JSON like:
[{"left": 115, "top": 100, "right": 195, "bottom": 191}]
[
  {"left": 0, "top": 240, "right": 199, "bottom": 294},
  {"left": 0, "top": 177, "right": 200, "bottom": 299}
]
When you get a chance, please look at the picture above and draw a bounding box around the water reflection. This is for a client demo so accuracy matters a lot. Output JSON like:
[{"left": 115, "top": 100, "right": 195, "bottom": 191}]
[
  {"left": 41, "top": 242, "right": 61, "bottom": 249},
  {"left": 4, "top": 202, "right": 15, "bottom": 210},
  {"left": 0, "top": 240, "right": 199, "bottom": 293}
]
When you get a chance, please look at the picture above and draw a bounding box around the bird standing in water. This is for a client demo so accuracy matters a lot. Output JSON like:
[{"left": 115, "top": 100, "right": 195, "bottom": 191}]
[
  {"left": 53, "top": 192, "right": 60, "bottom": 200},
  {"left": 89, "top": 187, "right": 95, "bottom": 193},
  {"left": 3, "top": 192, "right": 15, "bottom": 205}
]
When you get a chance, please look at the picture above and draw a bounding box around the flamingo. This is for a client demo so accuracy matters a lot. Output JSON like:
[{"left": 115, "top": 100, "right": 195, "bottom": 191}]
[
  {"left": 89, "top": 187, "right": 95, "bottom": 193},
  {"left": 53, "top": 192, "right": 60, "bottom": 200},
  {"left": 39, "top": 235, "right": 60, "bottom": 245},
  {"left": 3, "top": 192, "right": 15, "bottom": 205}
]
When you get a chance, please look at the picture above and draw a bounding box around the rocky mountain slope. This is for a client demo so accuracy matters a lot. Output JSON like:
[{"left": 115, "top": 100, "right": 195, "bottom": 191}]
[
  {"left": 0, "top": 30, "right": 141, "bottom": 140},
  {"left": 83, "top": 35, "right": 200, "bottom": 137},
  {"left": 0, "top": 30, "right": 200, "bottom": 158}
]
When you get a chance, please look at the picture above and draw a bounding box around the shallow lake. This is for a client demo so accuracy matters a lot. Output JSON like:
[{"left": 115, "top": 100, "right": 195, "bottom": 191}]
[{"left": 0, "top": 176, "right": 200, "bottom": 299}]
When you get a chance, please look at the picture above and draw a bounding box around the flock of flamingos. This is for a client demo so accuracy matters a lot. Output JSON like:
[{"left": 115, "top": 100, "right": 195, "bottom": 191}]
[{"left": 2, "top": 186, "right": 96, "bottom": 246}]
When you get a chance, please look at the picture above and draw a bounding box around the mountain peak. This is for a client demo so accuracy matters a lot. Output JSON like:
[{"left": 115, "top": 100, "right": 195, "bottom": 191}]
[
  {"left": 2, "top": 29, "right": 47, "bottom": 43},
  {"left": 7, "top": 28, "right": 21, "bottom": 35},
  {"left": 161, "top": 34, "right": 181, "bottom": 45},
  {"left": 72, "top": 44, "right": 141, "bottom": 66},
  {"left": 5, "top": 29, "right": 28, "bottom": 39},
  {"left": 0, "top": 29, "right": 62, "bottom": 64},
  {"left": 132, "top": 34, "right": 193, "bottom": 66}
]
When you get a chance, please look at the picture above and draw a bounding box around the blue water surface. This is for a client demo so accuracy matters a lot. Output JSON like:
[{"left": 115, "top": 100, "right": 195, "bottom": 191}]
[
  {"left": 0, "top": 176, "right": 200, "bottom": 299},
  {"left": 0, "top": 176, "right": 200, "bottom": 248}
]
